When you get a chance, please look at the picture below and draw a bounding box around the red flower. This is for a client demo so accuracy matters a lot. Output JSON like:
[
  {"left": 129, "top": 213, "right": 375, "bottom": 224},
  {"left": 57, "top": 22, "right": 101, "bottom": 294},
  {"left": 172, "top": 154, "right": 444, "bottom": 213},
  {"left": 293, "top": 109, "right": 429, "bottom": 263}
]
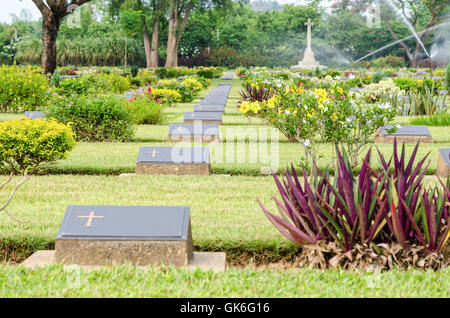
[
  {"left": 156, "top": 98, "right": 161, "bottom": 103},
  {"left": 147, "top": 87, "right": 152, "bottom": 93}
]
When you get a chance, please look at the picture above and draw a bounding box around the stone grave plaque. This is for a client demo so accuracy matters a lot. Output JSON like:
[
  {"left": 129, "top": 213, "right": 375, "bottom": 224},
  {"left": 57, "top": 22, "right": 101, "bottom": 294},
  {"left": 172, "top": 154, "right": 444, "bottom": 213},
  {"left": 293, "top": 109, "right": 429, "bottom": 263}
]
[
  {"left": 437, "top": 149, "right": 450, "bottom": 178},
  {"left": 200, "top": 98, "right": 227, "bottom": 105},
  {"left": 136, "top": 146, "right": 211, "bottom": 175},
  {"left": 375, "top": 125, "right": 433, "bottom": 143},
  {"left": 221, "top": 74, "right": 233, "bottom": 80},
  {"left": 55, "top": 205, "right": 193, "bottom": 266},
  {"left": 168, "top": 124, "right": 219, "bottom": 142},
  {"left": 193, "top": 104, "right": 225, "bottom": 113},
  {"left": 184, "top": 111, "right": 223, "bottom": 125},
  {"left": 23, "top": 111, "right": 46, "bottom": 120}
]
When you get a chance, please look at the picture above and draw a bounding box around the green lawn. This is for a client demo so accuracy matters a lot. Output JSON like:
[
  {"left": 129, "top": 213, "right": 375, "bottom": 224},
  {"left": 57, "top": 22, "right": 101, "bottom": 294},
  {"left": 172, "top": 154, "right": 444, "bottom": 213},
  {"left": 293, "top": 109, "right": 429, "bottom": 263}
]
[
  {"left": 1, "top": 265, "right": 448, "bottom": 297},
  {"left": 0, "top": 75, "right": 449, "bottom": 298}
]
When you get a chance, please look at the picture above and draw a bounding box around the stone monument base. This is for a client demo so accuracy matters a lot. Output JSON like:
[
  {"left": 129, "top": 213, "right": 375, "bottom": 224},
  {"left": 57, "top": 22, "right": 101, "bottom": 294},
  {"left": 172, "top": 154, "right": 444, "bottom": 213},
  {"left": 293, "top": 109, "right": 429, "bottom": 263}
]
[
  {"left": 136, "top": 163, "right": 212, "bottom": 175},
  {"left": 21, "top": 250, "right": 227, "bottom": 272}
]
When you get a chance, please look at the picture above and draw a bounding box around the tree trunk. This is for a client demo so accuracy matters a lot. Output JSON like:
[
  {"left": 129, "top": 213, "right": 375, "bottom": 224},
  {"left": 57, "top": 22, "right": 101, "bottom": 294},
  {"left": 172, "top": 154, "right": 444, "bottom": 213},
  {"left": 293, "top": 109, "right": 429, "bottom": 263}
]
[
  {"left": 142, "top": 19, "right": 152, "bottom": 68},
  {"left": 41, "top": 15, "right": 60, "bottom": 75},
  {"left": 124, "top": 36, "right": 128, "bottom": 68},
  {"left": 150, "top": 14, "right": 160, "bottom": 68},
  {"left": 165, "top": 7, "right": 179, "bottom": 67}
]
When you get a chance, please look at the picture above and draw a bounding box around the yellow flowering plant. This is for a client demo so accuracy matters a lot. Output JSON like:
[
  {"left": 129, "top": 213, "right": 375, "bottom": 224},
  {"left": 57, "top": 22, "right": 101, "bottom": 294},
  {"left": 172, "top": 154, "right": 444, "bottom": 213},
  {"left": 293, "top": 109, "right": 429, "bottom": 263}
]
[
  {"left": 0, "top": 118, "right": 76, "bottom": 173},
  {"left": 0, "top": 63, "right": 51, "bottom": 112},
  {"left": 239, "top": 81, "right": 397, "bottom": 170},
  {"left": 146, "top": 87, "right": 181, "bottom": 106}
]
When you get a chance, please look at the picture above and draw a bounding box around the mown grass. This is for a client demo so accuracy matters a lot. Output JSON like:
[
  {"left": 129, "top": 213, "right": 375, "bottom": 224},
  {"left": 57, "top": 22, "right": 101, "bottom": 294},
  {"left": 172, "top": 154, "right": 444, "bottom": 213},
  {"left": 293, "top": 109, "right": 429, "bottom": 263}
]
[
  {"left": 0, "top": 75, "right": 449, "bottom": 298},
  {"left": 0, "top": 265, "right": 448, "bottom": 297},
  {"left": 0, "top": 174, "right": 297, "bottom": 263},
  {"left": 410, "top": 113, "right": 450, "bottom": 127},
  {"left": 44, "top": 140, "right": 449, "bottom": 176}
]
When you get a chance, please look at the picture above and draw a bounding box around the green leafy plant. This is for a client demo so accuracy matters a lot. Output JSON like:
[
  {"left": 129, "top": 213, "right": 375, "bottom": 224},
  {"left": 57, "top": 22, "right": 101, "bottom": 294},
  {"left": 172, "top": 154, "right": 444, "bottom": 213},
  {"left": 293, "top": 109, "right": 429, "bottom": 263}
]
[
  {"left": 47, "top": 95, "right": 135, "bottom": 142},
  {"left": 0, "top": 118, "right": 76, "bottom": 173},
  {"left": 410, "top": 113, "right": 450, "bottom": 126},
  {"left": 125, "top": 98, "right": 166, "bottom": 125}
]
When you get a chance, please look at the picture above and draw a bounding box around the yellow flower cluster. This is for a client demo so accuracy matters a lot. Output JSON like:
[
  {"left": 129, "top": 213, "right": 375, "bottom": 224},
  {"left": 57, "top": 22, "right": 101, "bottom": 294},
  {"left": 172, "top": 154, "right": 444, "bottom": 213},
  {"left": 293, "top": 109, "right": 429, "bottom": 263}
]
[
  {"left": 264, "top": 95, "right": 279, "bottom": 109},
  {"left": 159, "top": 79, "right": 177, "bottom": 85},
  {"left": 239, "top": 101, "right": 262, "bottom": 114},
  {"left": 148, "top": 88, "right": 181, "bottom": 104},
  {"left": 181, "top": 77, "right": 204, "bottom": 92}
]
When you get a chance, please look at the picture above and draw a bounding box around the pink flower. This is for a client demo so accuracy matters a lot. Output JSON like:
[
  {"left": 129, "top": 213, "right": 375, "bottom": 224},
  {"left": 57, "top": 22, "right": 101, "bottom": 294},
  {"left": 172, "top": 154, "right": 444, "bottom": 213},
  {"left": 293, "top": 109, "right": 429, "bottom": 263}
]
[
  {"left": 147, "top": 87, "right": 152, "bottom": 93},
  {"left": 341, "top": 94, "right": 345, "bottom": 99},
  {"left": 156, "top": 98, "right": 161, "bottom": 103}
]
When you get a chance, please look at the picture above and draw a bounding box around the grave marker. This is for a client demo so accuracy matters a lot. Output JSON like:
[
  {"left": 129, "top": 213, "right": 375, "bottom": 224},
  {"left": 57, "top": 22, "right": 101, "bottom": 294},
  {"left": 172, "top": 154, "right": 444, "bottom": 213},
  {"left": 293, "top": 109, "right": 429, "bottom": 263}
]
[
  {"left": 23, "top": 111, "right": 46, "bottom": 120},
  {"left": 375, "top": 125, "right": 433, "bottom": 143},
  {"left": 221, "top": 74, "right": 233, "bottom": 80},
  {"left": 184, "top": 112, "right": 223, "bottom": 125},
  {"left": 437, "top": 148, "right": 450, "bottom": 178},
  {"left": 54, "top": 205, "right": 193, "bottom": 266},
  {"left": 21, "top": 205, "right": 227, "bottom": 271},
  {"left": 193, "top": 104, "right": 225, "bottom": 113},
  {"left": 168, "top": 124, "right": 219, "bottom": 142},
  {"left": 136, "top": 146, "right": 211, "bottom": 175}
]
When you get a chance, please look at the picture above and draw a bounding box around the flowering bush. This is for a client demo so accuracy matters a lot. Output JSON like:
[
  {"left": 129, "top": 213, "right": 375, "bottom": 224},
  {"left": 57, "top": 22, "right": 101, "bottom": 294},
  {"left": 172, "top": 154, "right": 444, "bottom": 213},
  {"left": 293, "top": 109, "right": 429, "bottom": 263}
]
[
  {"left": 0, "top": 118, "right": 76, "bottom": 173},
  {"left": 0, "top": 63, "right": 50, "bottom": 112},
  {"left": 239, "top": 83, "right": 396, "bottom": 169},
  {"left": 181, "top": 77, "right": 204, "bottom": 93},
  {"left": 361, "top": 79, "right": 405, "bottom": 102},
  {"left": 196, "top": 66, "right": 222, "bottom": 79},
  {"left": 146, "top": 87, "right": 181, "bottom": 106}
]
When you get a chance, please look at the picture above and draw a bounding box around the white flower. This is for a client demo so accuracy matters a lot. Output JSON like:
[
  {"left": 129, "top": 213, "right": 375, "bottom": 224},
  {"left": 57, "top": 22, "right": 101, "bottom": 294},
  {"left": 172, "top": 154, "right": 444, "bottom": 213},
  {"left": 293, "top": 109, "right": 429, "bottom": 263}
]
[
  {"left": 304, "top": 139, "right": 310, "bottom": 147},
  {"left": 396, "top": 124, "right": 401, "bottom": 129},
  {"left": 355, "top": 93, "right": 362, "bottom": 98}
]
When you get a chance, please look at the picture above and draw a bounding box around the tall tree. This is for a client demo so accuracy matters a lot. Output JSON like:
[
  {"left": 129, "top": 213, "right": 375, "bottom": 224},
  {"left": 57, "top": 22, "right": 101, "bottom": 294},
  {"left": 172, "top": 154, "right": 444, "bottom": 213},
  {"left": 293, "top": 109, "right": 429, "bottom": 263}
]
[
  {"left": 165, "top": 0, "right": 195, "bottom": 67},
  {"left": 165, "top": 0, "right": 234, "bottom": 67},
  {"left": 335, "top": 0, "right": 449, "bottom": 66},
  {"left": 107, "top": 0, "right": 164, "bottom": 68},
  {"left": 31, "top": 0, "right": 93, "bottom": 74}
]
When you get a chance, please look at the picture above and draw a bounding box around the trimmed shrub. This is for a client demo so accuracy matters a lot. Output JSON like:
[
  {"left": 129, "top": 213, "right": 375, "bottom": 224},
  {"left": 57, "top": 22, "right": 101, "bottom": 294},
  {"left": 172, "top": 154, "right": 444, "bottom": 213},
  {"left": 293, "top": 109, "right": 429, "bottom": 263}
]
[
  {"left": 125, "top": 98, "right": 166, "bottom": 125},
  {"left": 0, "top": 118, "right": 76, "bottom": 173},
  {"left": 47, "top": 95, "right": 135, "bottom": 142},
  {"left": 0, "top": 64, "right": 50, "bottom": 112},
  {"left": 55, "top": 73, "right": 131, "bottom": 97}
]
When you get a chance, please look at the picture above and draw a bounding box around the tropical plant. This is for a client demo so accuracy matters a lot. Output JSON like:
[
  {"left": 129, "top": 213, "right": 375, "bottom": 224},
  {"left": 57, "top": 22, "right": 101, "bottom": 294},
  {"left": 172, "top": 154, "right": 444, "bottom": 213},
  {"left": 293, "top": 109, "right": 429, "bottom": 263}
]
[{"left": 258, "top": 140, "right": 450, "bottom": 269}]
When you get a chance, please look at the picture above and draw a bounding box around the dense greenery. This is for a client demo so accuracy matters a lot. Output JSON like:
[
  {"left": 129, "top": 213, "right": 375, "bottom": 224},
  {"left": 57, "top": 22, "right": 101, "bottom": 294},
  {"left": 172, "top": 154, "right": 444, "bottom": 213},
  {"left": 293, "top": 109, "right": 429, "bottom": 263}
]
[
  {"left": 47, "top": 95, "right": 135, "bottom": 142},
  {"left": 2, "top": 1, "right": 447, "bottom": 68}
]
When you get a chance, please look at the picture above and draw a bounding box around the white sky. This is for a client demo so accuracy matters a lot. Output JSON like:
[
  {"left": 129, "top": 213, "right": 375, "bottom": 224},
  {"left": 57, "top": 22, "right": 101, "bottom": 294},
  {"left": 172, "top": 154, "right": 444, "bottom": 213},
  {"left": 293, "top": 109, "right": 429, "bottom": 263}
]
[
  {"left": 0, "top": 0, "right": 42, "bottom": 23},
  {"left": 0, "top": 0, "right": 316, "bottom": 23}
]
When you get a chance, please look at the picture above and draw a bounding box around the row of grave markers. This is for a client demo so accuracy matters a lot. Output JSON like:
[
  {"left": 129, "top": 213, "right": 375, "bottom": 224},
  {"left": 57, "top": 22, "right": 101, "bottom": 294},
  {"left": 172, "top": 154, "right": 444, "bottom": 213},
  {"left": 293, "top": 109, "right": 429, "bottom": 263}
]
[
  {"left": 136, "top": 82, "right": 233, "bottom": 176},
  {"left": 22, "top": 79, "right": 235, "bottom": 271}
]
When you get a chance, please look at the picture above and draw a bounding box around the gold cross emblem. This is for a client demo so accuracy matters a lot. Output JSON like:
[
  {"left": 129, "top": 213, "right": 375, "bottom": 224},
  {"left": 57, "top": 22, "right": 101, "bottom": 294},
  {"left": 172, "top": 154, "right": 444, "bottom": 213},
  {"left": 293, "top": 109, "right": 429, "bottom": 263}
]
[
  {"left": 148, "top": 149, "right": 161, "bottom": 158},
  {"left": 78, "top": 211, "right": 104, "bottom": 228}
]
